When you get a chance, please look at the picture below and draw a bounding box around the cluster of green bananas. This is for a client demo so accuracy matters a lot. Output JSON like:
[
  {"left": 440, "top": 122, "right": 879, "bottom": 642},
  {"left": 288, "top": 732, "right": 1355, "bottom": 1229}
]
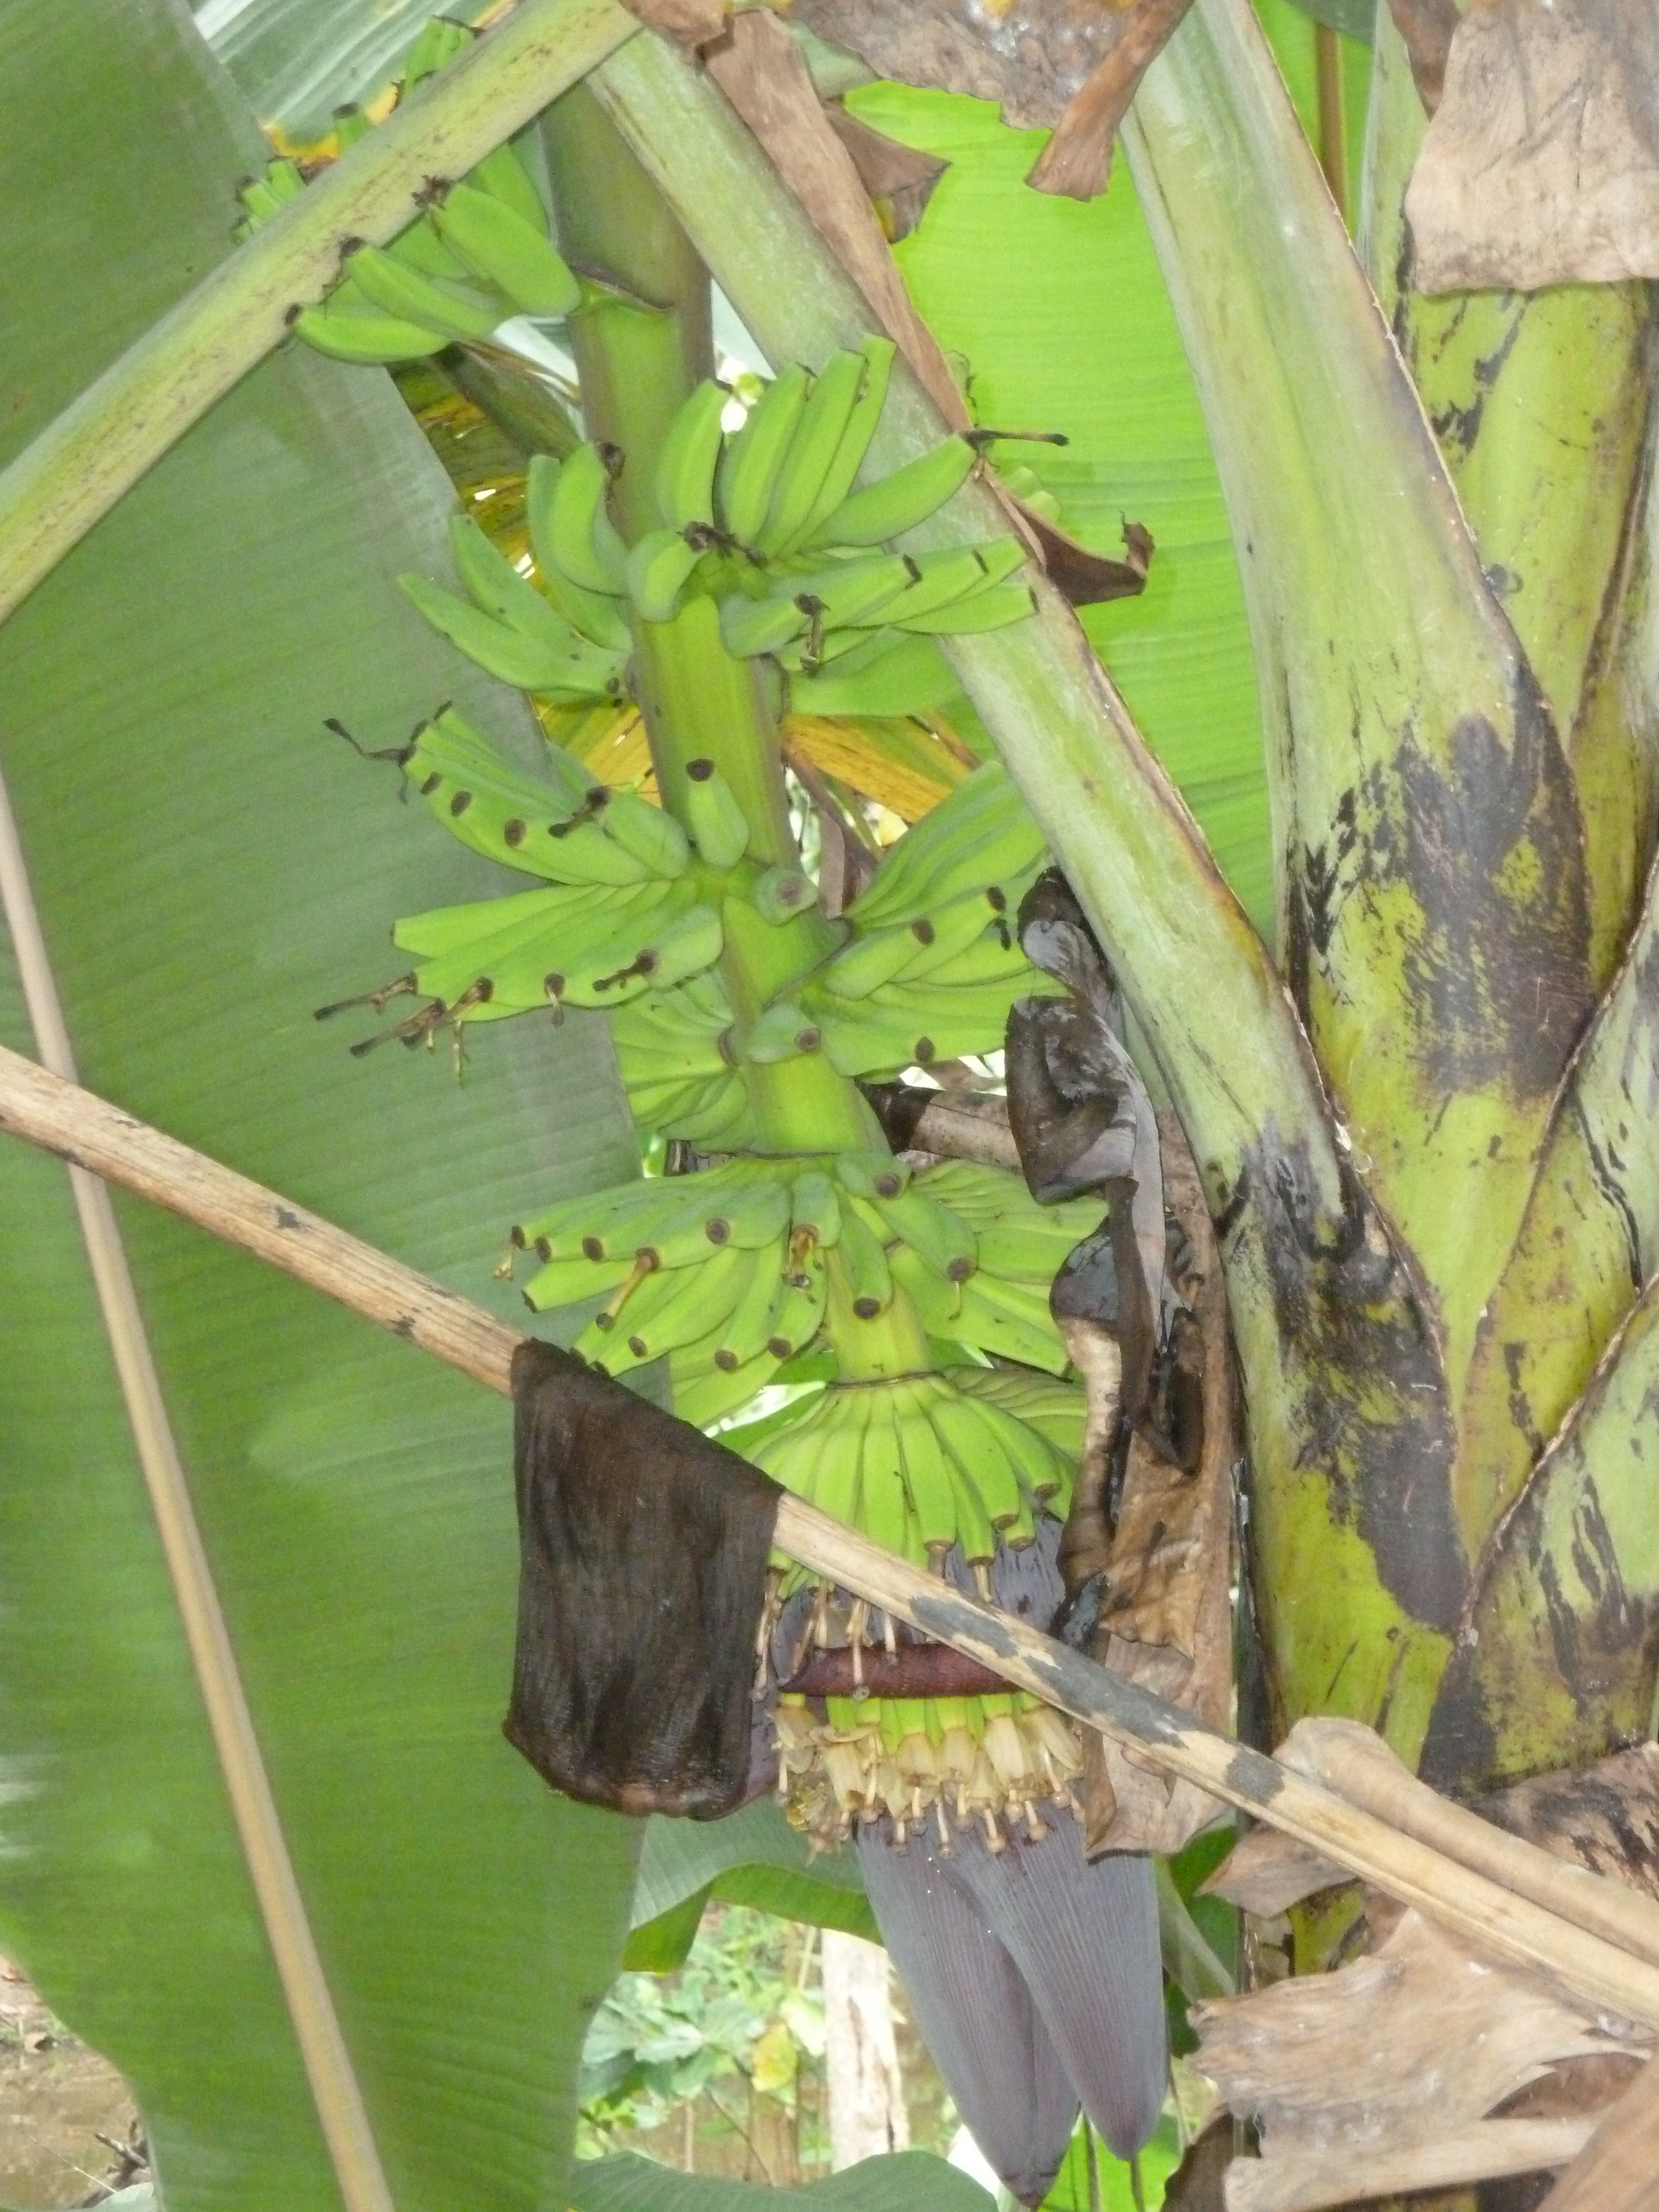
[
  {"left": 510, "top": 1146, "right": 1094, "bottom": 1434},
  {"left": 744, "top": 759, "right": 1060, "bottom": 1079},
  {"left": 750, "top": 1370, "right": 1072, "bottom": 1573},
  {"left": 397, "top": 341, "right": 1035, "bottom": 725},
  {"left": 331, "top": 707, "right": 726, "bottom": 1044},
  {"left": 775, "top": 1683, "right": 1086, "bottom": 1853},
  {"left": 238, "top": 21, "right": 581, "bottom": 366},
  {"left": 345, "top": 706, "right": 836, "bottom": 1083}
]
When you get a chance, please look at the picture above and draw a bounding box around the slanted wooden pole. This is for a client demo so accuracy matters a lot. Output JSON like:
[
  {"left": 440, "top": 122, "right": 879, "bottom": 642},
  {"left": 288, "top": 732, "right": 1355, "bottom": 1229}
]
[{"left": 6, "top": 1040, "right": 1659, "bottom": 2031}]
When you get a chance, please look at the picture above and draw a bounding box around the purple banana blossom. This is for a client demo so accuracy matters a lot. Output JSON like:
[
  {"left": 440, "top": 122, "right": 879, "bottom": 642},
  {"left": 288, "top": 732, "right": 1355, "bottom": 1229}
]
[
  {"left": 760, "top": 1524, "right": 1167, "bottom": 2204},
  {"left": 859, "top": 1815, "right": 1165, "bottom": 2205}
]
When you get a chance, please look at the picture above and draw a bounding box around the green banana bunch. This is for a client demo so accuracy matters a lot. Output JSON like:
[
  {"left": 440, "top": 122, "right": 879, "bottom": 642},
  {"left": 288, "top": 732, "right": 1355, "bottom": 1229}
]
[
  {"left": 607, "top": 977, "right": 757, "bottom": 1149},
  {"left": 399, "top": 516, "right": 628, "bottom": 702},
  {"left": 399, "top": 707, "right": 689, "bottom": 889},
  {"left": 240, "top": 25, "right": 583, "bottom": 366},
  {"left": 381, "top": 877, "right": 721, "bottom": 1022}
]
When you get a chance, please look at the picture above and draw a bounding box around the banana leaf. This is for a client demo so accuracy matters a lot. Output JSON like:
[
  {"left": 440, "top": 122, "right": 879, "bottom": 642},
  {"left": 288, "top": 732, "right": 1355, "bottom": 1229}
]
[
  {"left": 0, "top": 6, "right": 645, "bottom": 2207},
  {"left": 627, "top": 1802, "right": 879, "bottom": 1971},
  {"left": 848, "top": 81, "right": 1275, "bottom": 927},
  {"left": 571, "top": 2151, "right": 994, "bottom": 2211}
]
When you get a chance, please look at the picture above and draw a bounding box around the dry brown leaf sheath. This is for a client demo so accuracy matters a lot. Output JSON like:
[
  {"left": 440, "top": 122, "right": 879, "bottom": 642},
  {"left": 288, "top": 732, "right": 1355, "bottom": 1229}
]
[
  {"left": 1405, "top": 0, "right": 1659, "bottom": 290},
  {"left": 1027, "top": 0, "right": 1195, "bottom": 202},
  {"left": 703, "top": 8, "right": 969, "bottom": 424}
]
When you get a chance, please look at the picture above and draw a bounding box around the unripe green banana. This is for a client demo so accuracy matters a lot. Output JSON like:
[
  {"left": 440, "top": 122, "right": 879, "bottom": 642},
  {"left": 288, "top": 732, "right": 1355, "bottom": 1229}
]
[
  {"left": 705, "top": 1173, "right": 792, "bottom": 1251},
  {"left": 789, "top": 1169, "right": 842, "bottom": 1248},
  {"left": 266, "top": 158, "right": 305, "bottom": 203},
  {"left": 625, "top": 528, "right": 703, "bottom": 624},
  {"left": 719, "top": 590, "right": 811, "bottom": 660},
  {"left": 971, "top": 1217, "right": 1081, "bottom": 1283},
  {"left": 795, "top": 336, "right": 895, "bottom": 548},
  {"left": 768, "top": 1243, "right": 828, "bottom": 1360},
  {"left": 787, "top": 633, "right": 958, "bottom": 720},
  {"left": 954, "top": 1272, "right": 1068, "bottom": 1375},
  {"left": 968, "top": 1394, "right": 1068, "bottom": 1507},
  {"left": 674, "top": 1343, "right": 779, "bottom": 1430},
  {"left": 872, "top": 1184, "right": 978, "bottom": 1284},
  {"left": 806, "top": 1389, "right": 867, "bottom": 1529},
  {"left": 598, "top": 789, "right": 691, "bottom": 878},
  {"left": 401, "top": 15, "right": 471, "bottom": 86},
  {"left": 717, "top": 363, "right": 809, "bottom": 544},
  {"left": 582, "top": 1242, "right": 752, "bottom": 1371},
  {"left": 928, "top": 1389, "right": 1024, "bottom": 1531},
  {"left": 293, "top": 290, "right": 446, "bottom": 364},
  {"left": 345, "top": 242, "right": 501, "bottom": 341},
  {"left": 534, "top": 444, "right": 628, "bottom": 596},
  {"left": 742, "top": 1001, "right": 821, "bottom": 1063},
  {"left": 848, "top": 762, "right": 1046, "bottom": 930},
  {"left": 628, "top": 903, "right": 724, "bottom": 995},
  {"left": 384, "top": 213, "right": 474, "bottom": 281},
  {"left": 788, "top": 553, "right": 918, "bottom": 636},
  {"left": 444, "top": 515, "right": 625, "bottom": 692},
  {"left": 835, "top": 1204, "right": 893, "bottom": 1319},
  {"left": 519, "top": 1248, "right": 633, "bottom": 1310},
  {"left": 430, "top": 180, "right": 581, "bottom": 316},
  {"left": 819, "top": 921, "right": 927, "bottom": 1001},
  {"left": 468, "top": 140, "right": 547, "bottom": 233},
  {"left": 806, "top": 435, "right": 977, "bottom": 549},
  {"left": 889, "top": 1240, "right": 962, "bottom": 1332},
  {"left": 834, "top": 1151, "right": 911, "bottom": 1202},
  {"left": 749, "top": 864, "right": 818, "bottom": 925},
  {"left": 399, "top": 572, "right": 620, "bottom": 699},
  {"left": 524, "top": 455, "right": 631, "bottom": 648},
  {"left": 332, "top": 104, "right": 371, "bottom": 150},
  {"left": 654, "top": 379, "right": 729, "bottom": 532},
  {"left": 857, "top": 1386, "right": 915, "bottom": 1560},
  {"left": 879, "top": 539, "right": 1027, "bottom": 626},
  {"left": 401, "top": 714, "right": 649, "bottom": 886},
  {"left": 759, "top": 349, "right": 868, "bottom": 555},
  {"left": 886, "top": 891, "right": 1006, "bottom": 985},
  {"left": 814, "top": 1003, "right": 940, "bottom": 1079},
  {"left": 713, "top": 1239, "right": 790, "bottom": 1369},
  {"left": 895, "top": 1384, "right": 961, "bottom": 1554},
  {"left": 609, "top": 987, "right": 735, "bottom": 1083},
  {"left": 680, "top": 758, "right": 751, "bottom": 868},
  {"left": 894, "top": 581, "right": 1037, "bottom": 636}
]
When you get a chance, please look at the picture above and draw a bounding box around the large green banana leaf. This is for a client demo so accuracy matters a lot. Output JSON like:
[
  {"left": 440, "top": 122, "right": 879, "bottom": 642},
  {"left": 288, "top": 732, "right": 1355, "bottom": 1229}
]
[
  {"left": 0, "top": 6, "right": 646, "bottom": 2208},
  {"left": 847, "top": 81, "right": 1275, "bottom": 928}
]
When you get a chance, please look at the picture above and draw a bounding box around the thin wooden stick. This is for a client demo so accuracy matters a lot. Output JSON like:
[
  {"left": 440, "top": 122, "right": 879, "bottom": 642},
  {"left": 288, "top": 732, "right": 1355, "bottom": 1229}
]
[
  {"left": 4, "top": 1040, "right": 1659, "bottom": 2031},
  {"left": 1279, "top": 1715, "right": 1659, "bottom": 1971},
  {"left": 0, "top": 800, "right": 395, "bottom": 2211},
  {"left": 1227, "top": 2119, "right": 1599, "bottom": 2212},
  {"left": 0, "top": 0, "right": 637, "bottom": 629}
]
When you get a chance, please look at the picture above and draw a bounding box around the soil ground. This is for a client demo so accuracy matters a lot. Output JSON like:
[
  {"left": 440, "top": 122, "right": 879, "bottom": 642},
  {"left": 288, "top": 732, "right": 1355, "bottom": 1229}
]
[{"left": 0, "top": 1959, "right": 143, "bottom": 2210}]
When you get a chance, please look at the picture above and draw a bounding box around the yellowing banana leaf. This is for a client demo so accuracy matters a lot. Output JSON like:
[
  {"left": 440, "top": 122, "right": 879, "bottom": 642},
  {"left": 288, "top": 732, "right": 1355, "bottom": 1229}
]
[
  {"left": 0, "top": 7, "right": 644, "bottom": 2208},
  {"left": 784, "top": 711, "right": 971, "bottom": 821}
]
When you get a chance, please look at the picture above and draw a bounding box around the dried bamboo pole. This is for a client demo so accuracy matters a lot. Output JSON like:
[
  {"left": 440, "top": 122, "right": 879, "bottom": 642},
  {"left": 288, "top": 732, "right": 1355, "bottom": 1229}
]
[
  {"left": 0, "top": 801, "right": 395, "bottom": 2212},
  {"left": 6, "top": 1040, "right": 1659, "bottom": 2031},
  {"left": 1279, "top": 1715, "right": 1659, "bottom": 1971}
]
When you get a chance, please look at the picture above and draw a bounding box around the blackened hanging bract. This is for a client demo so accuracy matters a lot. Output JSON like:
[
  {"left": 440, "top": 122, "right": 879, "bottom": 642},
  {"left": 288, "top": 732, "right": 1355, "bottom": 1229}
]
[{"left": 504, "top": 1339, "right": 782, "bottom": 1819}]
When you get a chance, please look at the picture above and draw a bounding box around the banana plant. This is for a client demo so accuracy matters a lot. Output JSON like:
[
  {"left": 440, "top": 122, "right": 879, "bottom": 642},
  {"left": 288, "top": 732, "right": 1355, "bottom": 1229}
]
[{"left": 6, "top": 0, "right": 1654, "bottom": 2209}]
